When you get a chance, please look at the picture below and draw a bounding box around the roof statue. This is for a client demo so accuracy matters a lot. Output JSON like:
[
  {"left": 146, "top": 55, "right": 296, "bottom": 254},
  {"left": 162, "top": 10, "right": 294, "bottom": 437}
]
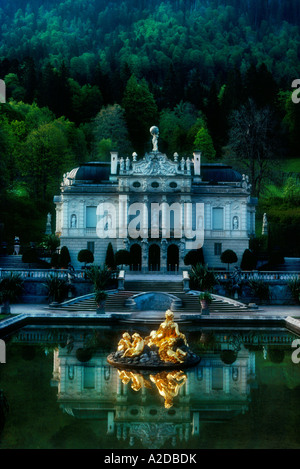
[{"left": 150, "top": 126, "right": 159, "bottom": 152}]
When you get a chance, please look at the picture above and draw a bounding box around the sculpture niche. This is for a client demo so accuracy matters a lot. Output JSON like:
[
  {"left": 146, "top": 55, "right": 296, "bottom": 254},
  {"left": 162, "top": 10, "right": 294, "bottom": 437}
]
[{"left": 107, "top": 310, "right": 200, "bottom": 370}]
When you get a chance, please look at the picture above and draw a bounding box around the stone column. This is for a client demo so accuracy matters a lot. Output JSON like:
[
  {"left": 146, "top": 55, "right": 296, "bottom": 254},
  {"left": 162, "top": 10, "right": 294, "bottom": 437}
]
[
  {"left": 184, "top": 197, "right": 193, "bottom": 240},
  {"left": 205, "top": 202, "right": 211, "bottom": 231},
  {"left": 141, "top": 239, "right": 149, "bottom": 273},
  {"left": 225, "top": 201, "right": 231, "bottom": 231},
  {"left": 161, "top": 195, "right": 168, "bottom": 238},
  {"left": 241, "top": 201, "right": 247, "bottom": 232},
  {"left": 224, "top": 367, "right": 230, "bottom": 394},
  {"left": 118, "top": 194, "right": 128, "bottom": 239},
  {"left": 142, "top": 195, "right": 148, "bottom": 239},
  {"left": 161, "top": 238, "right": 167, "bottom": 273},
  {"left": 204, "top": 366, "right": 211, "bottom": 393},
  {"left": 179, "top": 240, "right": 185, "bottom": 272}
]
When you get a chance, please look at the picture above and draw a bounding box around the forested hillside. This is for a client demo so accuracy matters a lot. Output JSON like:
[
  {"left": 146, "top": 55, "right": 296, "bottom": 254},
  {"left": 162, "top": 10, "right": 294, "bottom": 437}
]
[{"left": 0, "top": 0, "right": 299, "bottom": 253}]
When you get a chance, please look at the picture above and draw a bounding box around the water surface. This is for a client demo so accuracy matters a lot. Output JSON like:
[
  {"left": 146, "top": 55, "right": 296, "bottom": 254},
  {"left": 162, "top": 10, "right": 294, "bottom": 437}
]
[{"left": 0, "top": 324, "right": 300, "bottom": 449}]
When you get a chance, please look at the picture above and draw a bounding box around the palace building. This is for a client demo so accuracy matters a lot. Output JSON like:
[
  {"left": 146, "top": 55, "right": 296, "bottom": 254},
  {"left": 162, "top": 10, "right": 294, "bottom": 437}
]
[{"left": 54, "top": 127, "right": 257, "bottom": 271}]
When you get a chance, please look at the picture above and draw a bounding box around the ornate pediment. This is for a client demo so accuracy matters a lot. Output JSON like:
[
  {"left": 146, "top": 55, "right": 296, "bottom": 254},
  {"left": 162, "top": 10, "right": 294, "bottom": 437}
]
[{"left": 128, "top": 152, "right": 185, "bottom": 176}]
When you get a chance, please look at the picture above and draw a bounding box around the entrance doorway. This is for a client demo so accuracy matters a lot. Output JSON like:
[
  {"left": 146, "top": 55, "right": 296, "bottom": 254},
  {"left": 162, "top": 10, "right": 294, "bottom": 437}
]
[
  {"left": 130, "top": 244, "right": 141, "bottom": 271},
  {"left": 149, "top": 244, "right": 160, "bottom": 271},
  {"left": 167, "top": 244, "right": 179, "bottom": 272}
]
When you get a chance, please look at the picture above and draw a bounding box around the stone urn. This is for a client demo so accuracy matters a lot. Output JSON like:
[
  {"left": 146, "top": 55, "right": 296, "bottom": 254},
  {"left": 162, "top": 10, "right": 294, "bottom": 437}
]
[{"left": 199, "top": 292, "right": 212, "bottom": 315}]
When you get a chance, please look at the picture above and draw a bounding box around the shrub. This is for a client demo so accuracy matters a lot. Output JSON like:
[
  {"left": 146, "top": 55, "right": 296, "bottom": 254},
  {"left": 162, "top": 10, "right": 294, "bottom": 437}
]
[
  {"left": 40, "top": 234, "right": 60, "bottom": 255},
  {"left": 199, "top": 292, "right": 212, "bottom": 303},
  {"left": 115, "top": 249, "right": 131, "bottom": 267},
  {"left": 94, "top": 290, "right": 107, "bottom": 304},
  {"left": 220, "top": 249, "right": 238, "bottom": 270},
  {"left": 184, "top": 248, "right": 205, "bottom": 267},
  {"left": 51, "top": 252, "right": 60, "bottom": 268},
  {"left": 248, "top": 279, "right": 270, "bottom": 301},
  {"left": 220, "top": 350, "right": 237, "bottom": 365},
  {"left": 76, "top": 348, "right": 93, "bottom": 363},
  {"left": 60, "top": 246, "right": 71, "bottom": 269},
  {"left": 86, "top": 264, "right": 112, "bottom": 290},
  {"left": 189, "top": 264, "right": 217, "bottom": 292},
  {"left": 22, "top": 248, "right": 39, "bottom": 264},
  {"left": 105, "top": 242, "right": 115, "bottom": 269},
  {"left": 268, "top": 347, "right": 285, "bottom": 364},
  {"left": 0, "top": 274, "right": 24, "bottom": 304},
  {"left": 240, "top": 249, "right": 257, "bottom": 270},
  {"left": 44, "top": 275, "right": 69, "bottom": 303},
  {"left": 78, "top": 249, "right": 94, "bottom": 266},
  {"left": 288, "top": 278, "right": 300, "bottom": 304}
]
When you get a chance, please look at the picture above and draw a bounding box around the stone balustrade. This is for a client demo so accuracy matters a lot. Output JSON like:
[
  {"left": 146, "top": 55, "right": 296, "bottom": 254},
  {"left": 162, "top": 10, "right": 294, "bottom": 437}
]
[
  {"left": 215, "top": 271, "right": 300, "bottom": 282},
  {"left": 0, "top": 268, "right": 299, "bottom": 283},
  {"left": 0, "top": 268, "right": 119, "bottom": 281}
]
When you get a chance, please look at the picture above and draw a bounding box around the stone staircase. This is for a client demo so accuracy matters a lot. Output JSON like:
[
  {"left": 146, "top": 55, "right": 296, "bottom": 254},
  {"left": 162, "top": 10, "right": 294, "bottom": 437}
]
[
  {"left": 0, "top": 255, "right": 46, "bottom": 270},
  {"left": 54, "top": 289, "right": 251, "bottom": 315},
  {"left": 0, "top": 255, "right": 24, "bottom": 269},
  {"left": 173, "top": 293, "right": 250, "bottom": 315}
]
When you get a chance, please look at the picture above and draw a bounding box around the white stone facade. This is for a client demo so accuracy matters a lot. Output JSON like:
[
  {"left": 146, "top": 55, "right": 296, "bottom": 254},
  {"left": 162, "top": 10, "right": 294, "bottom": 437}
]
[{"left": 54, "top": 141, "right": 257, "bottom": 271}]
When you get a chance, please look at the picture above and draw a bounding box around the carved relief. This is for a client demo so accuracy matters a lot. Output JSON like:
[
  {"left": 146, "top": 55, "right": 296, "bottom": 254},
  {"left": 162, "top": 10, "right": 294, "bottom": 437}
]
[{"left": 128, "top": 152, "right": 183, "bottom": 176}]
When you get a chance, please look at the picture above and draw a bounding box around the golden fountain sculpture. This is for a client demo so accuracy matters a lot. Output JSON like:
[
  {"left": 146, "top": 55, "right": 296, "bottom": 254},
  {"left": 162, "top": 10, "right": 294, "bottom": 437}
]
[
  {"left": 107, "top": 310, "right": 200, "bottom": 370},
  {"left": 118, "top": 369, "right": 187, "bottom": 408}
]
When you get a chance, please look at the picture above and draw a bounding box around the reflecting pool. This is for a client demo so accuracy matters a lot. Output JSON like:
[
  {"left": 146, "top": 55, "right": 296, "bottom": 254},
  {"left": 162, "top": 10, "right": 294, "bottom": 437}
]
[{"left": 1, "top": 324, "right": 300, "bottom": 449}]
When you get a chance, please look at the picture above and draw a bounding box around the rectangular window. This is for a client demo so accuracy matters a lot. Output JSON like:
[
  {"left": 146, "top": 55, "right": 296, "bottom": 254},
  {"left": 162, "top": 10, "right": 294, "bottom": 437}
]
[
  {"left": 212, "top": 368, "right": 223, "bottom": 390},
  {"left": 83, "top": 366, "right": 95, "bottom": 389},
  {"left": 214, "top": 243, "right": 222, "bottom": 256},
  {"left": 212, "top": 207, "right": 224, "bottom": 230},
  {"left": 87, "top": 241, "right": 95, "bottom": 253},
  {"left": 86, "top": 206, "right": 97, "bottom": 228}
]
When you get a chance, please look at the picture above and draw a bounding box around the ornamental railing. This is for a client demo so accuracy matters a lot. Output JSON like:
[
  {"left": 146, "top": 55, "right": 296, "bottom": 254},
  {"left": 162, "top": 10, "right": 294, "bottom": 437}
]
[
  {"left": 0, "top": 268, "right": 119, "bottom": 281},
  {"left": 0, "top": 268, "right": 299, "bottom": 283},
  {"left": 214, "top": 271, "right": 300, "bottom": 282}
]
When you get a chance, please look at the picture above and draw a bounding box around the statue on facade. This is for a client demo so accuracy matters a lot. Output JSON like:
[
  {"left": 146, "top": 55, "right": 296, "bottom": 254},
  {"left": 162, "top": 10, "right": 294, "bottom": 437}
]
[
  {"left": 232, "top": 216, "right": 239, "bottom": 230},
  {"left": 45, "top": 212, "right": 52, "bottom": 235},
  {"left": 71, "top": 214, "right": 77, "bottom": 228},
  {"left": 262, "top": 213, "right": 268, "bottom": 235},
  {"left": 150, "top": 126, "right": 159, "bottom": 152}
]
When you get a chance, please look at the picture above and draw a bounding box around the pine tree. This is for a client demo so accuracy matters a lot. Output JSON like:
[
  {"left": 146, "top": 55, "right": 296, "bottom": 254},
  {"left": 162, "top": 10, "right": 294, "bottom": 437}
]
[
  {"left": 105, "top": 242, "right": 115, "bottom": 269},
  {"left": 122, "top": 75, "right": 158, "bottom": 154}
]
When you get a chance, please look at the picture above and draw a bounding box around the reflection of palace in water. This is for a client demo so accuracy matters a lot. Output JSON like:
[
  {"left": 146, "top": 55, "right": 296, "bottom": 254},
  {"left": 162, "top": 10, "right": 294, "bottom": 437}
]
[{"left": 14, "top": 326, "right": 295, "bottom": 448}]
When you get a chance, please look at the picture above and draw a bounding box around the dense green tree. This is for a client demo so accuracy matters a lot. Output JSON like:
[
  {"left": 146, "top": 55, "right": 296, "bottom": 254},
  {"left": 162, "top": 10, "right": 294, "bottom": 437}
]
[
  {"left": 19, "top": 121, "right": 73, "bottom": 199},
  {"left": 194, "top": 127, "right": 216, "bottom": 161},
  {"left": 227, "top": 100, "right": 277, "bottom": 198},
  {"left": 69, "top": 79, "right": 103, "bottom": 124},
  {"left": 279, "top": 90, "right": 300, "bottom": 157},
  {"left": 159, "top": 102, "right": 198, "bottom": 154},
  {"left": 93, "top": 104, "right": 132, "bottom": 157},
  {"left": 122, "top": 75, "right": 158, "bottom": 154}
]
